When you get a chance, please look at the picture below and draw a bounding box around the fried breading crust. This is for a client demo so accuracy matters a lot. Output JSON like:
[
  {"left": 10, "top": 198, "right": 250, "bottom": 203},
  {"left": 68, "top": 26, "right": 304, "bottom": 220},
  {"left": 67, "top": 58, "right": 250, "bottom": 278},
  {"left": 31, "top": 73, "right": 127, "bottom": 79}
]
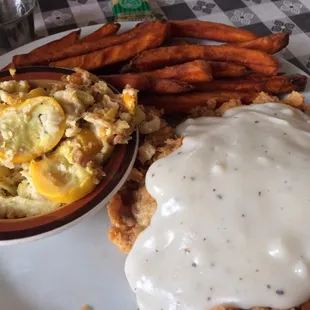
[{"left": 107, "top": 91, "right": 307, "bottom": 255}]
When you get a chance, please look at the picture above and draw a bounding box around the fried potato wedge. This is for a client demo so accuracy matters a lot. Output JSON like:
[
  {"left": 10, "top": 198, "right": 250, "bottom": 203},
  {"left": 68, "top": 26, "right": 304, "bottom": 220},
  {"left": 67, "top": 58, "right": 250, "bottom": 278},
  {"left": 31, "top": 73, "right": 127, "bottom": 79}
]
[
  {"left": 139, "top": 91, "right": 258, "bottom": 114},
  {"left": 233, "top": 32, "right": 289, "bottom": 54},
  {"left": 194, "top": 74, "right": 307, "bottom": 94},
  {"left": 12, "top": 30, "right": 81, "bottom": 67},
  {"left": 101, "top": 74, "right": 193, "bottom": 93},
  {"left": 51, "top": 21, "right": 170, "bottom": 70},
  {"left": 169, "top": 20, "right": 257, "bottom": 43},
  {"left": 78, "top": 22, "right": 120, "bottom": 43},
  {"left": 141, "top": 60, "right": 213, "bottom": 83},
  {"left": 209, "top": 61, "right": 247, "bottom": 79},
  {"left": 130, "top": 45, "right": 279, "bottom": 75}
]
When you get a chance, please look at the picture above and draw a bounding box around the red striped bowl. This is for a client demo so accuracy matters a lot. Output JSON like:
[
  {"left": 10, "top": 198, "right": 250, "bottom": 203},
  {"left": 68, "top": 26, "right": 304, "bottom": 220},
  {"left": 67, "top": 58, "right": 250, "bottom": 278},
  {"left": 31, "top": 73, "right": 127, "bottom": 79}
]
[{"left": 0, "top": 66, "right": 138, "bottom": 243}]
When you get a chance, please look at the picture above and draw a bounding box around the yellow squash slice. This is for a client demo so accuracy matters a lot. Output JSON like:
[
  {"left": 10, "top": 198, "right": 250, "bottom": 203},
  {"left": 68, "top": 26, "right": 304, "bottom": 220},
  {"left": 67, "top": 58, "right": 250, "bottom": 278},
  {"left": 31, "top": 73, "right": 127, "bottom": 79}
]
[
  {"left": 30, "top": 129, "right": 103, "bottom": 204},
  {"left": 0, "top": 96, "right": 66, "bottom": 163},
  {"left": 24, "top": 87, "right": 48, "bottom": 99}
]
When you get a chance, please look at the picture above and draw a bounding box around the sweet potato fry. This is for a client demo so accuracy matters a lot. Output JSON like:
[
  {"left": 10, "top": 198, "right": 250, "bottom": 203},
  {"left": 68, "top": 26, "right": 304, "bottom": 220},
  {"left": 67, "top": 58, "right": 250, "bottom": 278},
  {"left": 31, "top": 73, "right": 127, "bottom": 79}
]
[
  {"left": 141, "top": 60, "right": 213, "bottom": 83},
  {"left": 194, "top": 74, "right": 307, "bottom": 94},
  {"left": 101, "top": 74, "right": 193, "bottom": 93},
  {"left": 169, "top": 20, "right": 257, "bottom": 43},
  {"left": 164, "top": 38, "right": 191, "bottom": 46},
  {"left": 12, "top": 30, "right": 81, "bottom": 67},
  {"left": 233, "top": 32, "right": 289, "bottom": 54},
  {"left": 78, "top": 22, "right": 120, "bottom": 43},
  {"left": 209, "top": 61, "right": 247, "bottom": 79},
  {"left": 130, "top": 45, "right": 279, "bottom": 75},
  {"left": 50, "top": 21, "right": 169, "bottom": 70},
  {"left": 139, "top": 91, "right": 258, "bottom": 114},
  {"left": 13, "top": 22, "right": 148, "bottom": 67}
]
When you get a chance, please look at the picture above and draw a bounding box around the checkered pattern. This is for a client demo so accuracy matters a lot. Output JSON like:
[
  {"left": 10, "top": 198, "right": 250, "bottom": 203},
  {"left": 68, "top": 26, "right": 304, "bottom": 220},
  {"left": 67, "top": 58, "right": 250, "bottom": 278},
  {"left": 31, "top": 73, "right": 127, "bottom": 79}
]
[{"left": 9, "top": 0, "right": 310, "bottom": 74}]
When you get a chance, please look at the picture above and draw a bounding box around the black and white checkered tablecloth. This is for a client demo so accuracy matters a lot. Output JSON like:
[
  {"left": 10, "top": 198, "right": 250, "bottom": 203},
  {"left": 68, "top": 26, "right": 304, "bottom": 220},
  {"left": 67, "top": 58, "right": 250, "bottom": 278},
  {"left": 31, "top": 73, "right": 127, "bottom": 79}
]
[{"left": 8, "top": 0, "right": 310, "bottom": 74}]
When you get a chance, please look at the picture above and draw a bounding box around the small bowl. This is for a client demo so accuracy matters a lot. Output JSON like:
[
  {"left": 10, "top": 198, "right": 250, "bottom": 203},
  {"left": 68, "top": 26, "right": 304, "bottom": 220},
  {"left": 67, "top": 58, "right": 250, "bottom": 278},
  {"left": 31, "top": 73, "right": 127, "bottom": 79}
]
[{"left": 0, "top": 66, "right": 138, "bottom": 244}]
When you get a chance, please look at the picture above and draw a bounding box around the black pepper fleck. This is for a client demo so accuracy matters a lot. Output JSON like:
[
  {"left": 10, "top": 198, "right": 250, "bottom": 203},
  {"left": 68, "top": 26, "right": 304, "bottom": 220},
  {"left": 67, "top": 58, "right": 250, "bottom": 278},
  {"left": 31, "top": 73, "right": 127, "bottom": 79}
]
[
  {"left": 276, "top": 290, "right": 285, "bottom": 295},
  {"left": 211, "top": 263, "right": 215, "bottom": 267},
  {"left": 255, "top": 121, "right": 259, "bottom": 123},
  {"left": 216, "top": 194, "right": 223, "bottom": 199},
  {"left": 284, "top": 133, "right": 287, "bottom": 135},
  {"left": 242, "top": 214, "right": 245, "bottom": 217},
  {"left": 265, "top": 150, "right": 268, "bottom": 153},
  {"left": 190, "top": 177, "right": 196, "bottom": 181},
  {"left": 258, "top": 191, "right": 262, "bottom": 196},
  {"left": 156, "top": 250, "right": 158, "bottom": 252},
  {"left": 203, "top": 238, "right": 206, "bottom": 241},
  {"left": 284, "top": 180, "right": 288, "bottom": 184},
  {"left": 239, "top": 277, "right": 243, "bottom": 281},
  {"left": 183, "top": 176, "right": 186, "bottom": 179},
  {"left": 192, "top": 263, "right": 197, "bottom": 268},
  {"left": 256, "top": 269, "right": 260, "bottom": 272},
  {"left": 177, "top": 152, "right": 182, "bottom": 155},
  {"left": 151, "top": 173, "right": 155, "bottom": 177},
  {"left": 226, "top": 239, "right": 230, "bottom": 243},
  {"left": 213, "top": 188, "right": 216, "bottom": 192},
  {"left": 207, "top": 297, "right": 211, "bottom": 301},
  {"left": 267, "top": 285, "right": 271, "bottom": 289},
  {"left": 210, "top": 287, "right": 213, "bottom": 291}
]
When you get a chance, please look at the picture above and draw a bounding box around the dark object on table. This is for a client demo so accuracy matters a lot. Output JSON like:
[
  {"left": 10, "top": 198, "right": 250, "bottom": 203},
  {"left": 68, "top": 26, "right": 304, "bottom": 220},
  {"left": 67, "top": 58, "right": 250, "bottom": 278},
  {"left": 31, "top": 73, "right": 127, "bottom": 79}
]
[{"left": 0, "top": 0, "right": 36, "bottom": 49}]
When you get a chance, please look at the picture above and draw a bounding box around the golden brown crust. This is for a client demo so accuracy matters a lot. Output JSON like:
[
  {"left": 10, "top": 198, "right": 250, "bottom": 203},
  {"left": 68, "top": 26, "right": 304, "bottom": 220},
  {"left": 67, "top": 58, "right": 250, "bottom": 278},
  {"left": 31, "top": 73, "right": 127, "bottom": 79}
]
[{"left": 107, "top": 135, "right": 182, "bottom": 253}]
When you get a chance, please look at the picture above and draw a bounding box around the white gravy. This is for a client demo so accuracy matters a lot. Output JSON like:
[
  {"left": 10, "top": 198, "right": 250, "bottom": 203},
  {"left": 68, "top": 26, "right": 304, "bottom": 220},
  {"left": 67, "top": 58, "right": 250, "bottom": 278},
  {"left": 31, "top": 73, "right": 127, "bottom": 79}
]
[{"left": 125, "top": 102, "right": 310, "bottom": 310}]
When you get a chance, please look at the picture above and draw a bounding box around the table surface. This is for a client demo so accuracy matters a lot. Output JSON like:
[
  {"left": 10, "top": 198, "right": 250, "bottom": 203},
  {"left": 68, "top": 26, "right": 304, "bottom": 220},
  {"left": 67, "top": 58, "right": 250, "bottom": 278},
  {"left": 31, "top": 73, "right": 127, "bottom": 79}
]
[{"left": 3, "top": 0, "right": 310, "bottom": 75}]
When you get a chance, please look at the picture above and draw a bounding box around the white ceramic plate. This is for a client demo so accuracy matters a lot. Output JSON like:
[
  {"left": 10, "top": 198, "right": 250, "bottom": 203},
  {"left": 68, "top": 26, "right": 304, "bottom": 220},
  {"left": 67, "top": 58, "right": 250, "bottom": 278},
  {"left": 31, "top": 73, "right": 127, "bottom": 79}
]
[{"left": 0, "top": 22, "right": 309, "bottom": 310}]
